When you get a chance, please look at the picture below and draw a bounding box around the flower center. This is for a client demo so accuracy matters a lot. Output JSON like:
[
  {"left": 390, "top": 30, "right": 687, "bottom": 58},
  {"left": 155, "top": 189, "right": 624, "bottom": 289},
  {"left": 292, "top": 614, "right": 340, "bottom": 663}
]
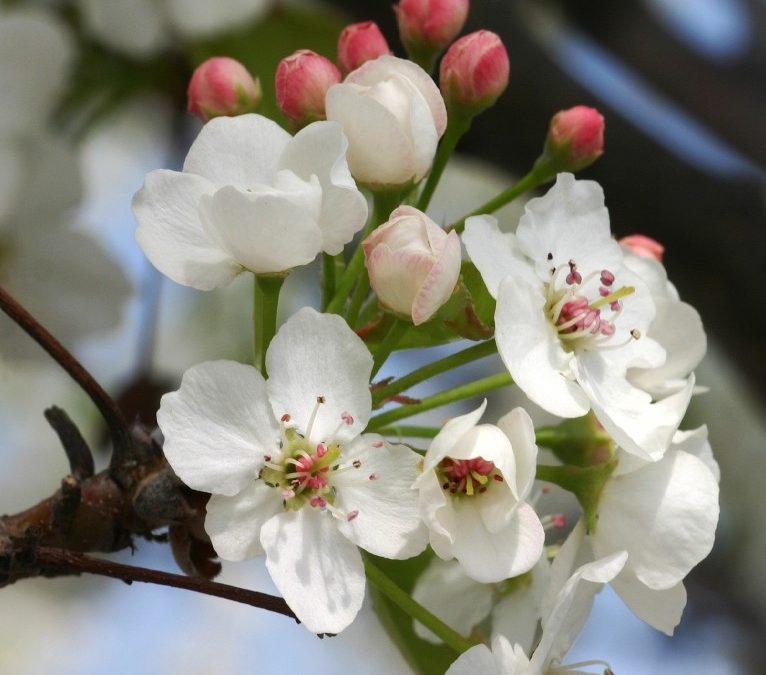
[
  {"left": 438, "top": 456, "right": 503, "bottom": 497},
  {"left": 545, "top": 258, "right": 639, "bottom": 352}
]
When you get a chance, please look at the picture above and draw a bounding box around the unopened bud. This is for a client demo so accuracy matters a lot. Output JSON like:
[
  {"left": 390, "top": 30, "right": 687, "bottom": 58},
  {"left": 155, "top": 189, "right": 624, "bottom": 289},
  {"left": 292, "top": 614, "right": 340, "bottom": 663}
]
[
  {"left": 337, "top": 21, "right": 391, "bottom": 74},
  {"left": 543, "top": 105, "right": 605, "bottom": 171},
  {"left": 619, "top": 234, "right": 665, "bottom": 262},
  {"left": 395, "top": 0, "right": 469, "bottom": 59},
  {"left": 187, "top": 56, "right": 262, "bottom": 122},
  {"left": 275, "top": 49, "right": 341, "bottom": 128},
  {"left": 439, "top": 30, "right": 509, "bottom": 116}
]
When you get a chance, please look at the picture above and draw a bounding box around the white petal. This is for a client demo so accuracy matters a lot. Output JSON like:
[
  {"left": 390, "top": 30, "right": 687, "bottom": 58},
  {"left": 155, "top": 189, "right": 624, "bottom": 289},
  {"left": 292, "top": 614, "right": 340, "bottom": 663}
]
[
  {"left": 612, "top": 574, "right": 687, "bottom": 635},
  {"left": 532, "top": 551, "right": 627, "bottom": 671},
  {"left": 277, "top": 121, "right": 368, "bottom": 255},
  {"left": 158, "top": 360, "right": 279, "bottom": 496},
  {"left": 516, "top": 173, "right": 621, "bottom": 280},
  {"left": 134, "top": 169, "right": 241, "bottom": 290},
  {"left": 419, "top": 470, "right": 457, "bottom": 560},
  {"left": 198, "top": 183, "right": 323, "bottom": 274},
  {"left": 446, "top": 644, "right": 499, "bottom": 675},
  {"left": 266, "top": 308, "right": 372, "bottom": 443},
  {"left": 412, "top": 558, "right": 493, "bottom": 643},
  {"left": 78, "top": 0, "right": 166, "bottom": 57},
  {"left": 593, "top": 449, "right": 719, "bottom": 590},
  {"left": 205, "top": 482, "right": 281, "bottom": 561},
  {"left": 261, "top": 509, "right": 365, "bottom": 634},
  {"left": 451, "top": 500, "right": 544, "bottom": 583},
  {"left": 462, "top": 215, "right": 536, "bottom": 297},
  {"left": 412, "top": 229, "right": 462, "bottom": 325},
  {"left": 183, "top": 114, "right": 291, "bottom": 187},
  {"left": 418, "top": 401, "right": 487, "bottom": 479},
  {"left": 496, "top": 276, "right": 590, "bottom": 418},
  {"left": 671, "top": 426, "right": 719, "bottom": 482},
  {"left": 367, "top": 244, "right": 434, "bottom": 317},
  {"left": 335, "top": 437, "right": 428, "bottom": 559},
  {"left": 496, "top": 407, "right": 538, "bottom": 500}
]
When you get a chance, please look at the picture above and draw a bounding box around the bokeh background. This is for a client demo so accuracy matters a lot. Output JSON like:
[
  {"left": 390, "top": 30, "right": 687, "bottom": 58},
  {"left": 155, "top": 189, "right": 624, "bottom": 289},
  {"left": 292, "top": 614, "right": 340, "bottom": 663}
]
[{"left": 0, "top": 0, "right": 764, "bottom": 673}]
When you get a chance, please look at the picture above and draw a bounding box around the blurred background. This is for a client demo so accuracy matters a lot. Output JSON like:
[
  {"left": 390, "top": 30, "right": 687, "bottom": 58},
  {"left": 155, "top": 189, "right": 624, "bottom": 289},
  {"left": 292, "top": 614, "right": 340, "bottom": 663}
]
[{"left": 0, "top": 0, "right": 764, "bottom": 673}]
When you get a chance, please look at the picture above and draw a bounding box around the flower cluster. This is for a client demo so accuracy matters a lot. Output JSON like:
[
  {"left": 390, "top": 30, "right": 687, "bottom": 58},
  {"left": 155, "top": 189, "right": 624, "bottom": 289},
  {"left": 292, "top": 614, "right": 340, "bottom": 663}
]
[{"left": 133, "top": 1, "right": 719, "bottom": 672}]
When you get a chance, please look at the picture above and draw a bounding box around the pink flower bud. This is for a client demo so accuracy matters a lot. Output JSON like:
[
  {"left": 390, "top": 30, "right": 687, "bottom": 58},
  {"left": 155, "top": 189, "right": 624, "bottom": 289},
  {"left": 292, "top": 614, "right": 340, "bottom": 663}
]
[
  {"left": 275, "top": 49, "right": 341, "bottom": 128},
  {"left": 619, "top": 234, "right": 665, "bottom": 262},
  {"left": 439, "top": 30, "right": 509, "bottom": 116},
  {"left": 337, "top": 21, "right": 391, "bottom": 74},
  {"left": 395, "top": 0, "right": 469, "bottom": 53},
  {"left": 363, "top": 206, "right": 461, "bottom": 325},
  {"left": 187, "top": 57, "right": 262, "bottom": 123},
  {"left": 544, "top": 105, "right": 605, "bottom": 171}
]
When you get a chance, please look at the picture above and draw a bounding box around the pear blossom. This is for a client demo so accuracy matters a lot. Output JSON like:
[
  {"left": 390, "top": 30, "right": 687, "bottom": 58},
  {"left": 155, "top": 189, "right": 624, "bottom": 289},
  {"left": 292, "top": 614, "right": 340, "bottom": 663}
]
[
  {"left": 413, "top": 555, "right": 549, "bottom": 653},
  {"left": 446, "top": 552, "right": 627, "bottom": 674},
  {"left": 158, "top": 308, "right": 427, "bottom": 633},
  {"left": 621, "top": 245, "right": 707, "bottom": 398},
  {"left": 134, "top": 114, "right": 368, "bottom": 288},
  {"left": 463, "top": 173, "right": 694, "bottom": 461},
  {"left": 414, "top": 401, "right": 544, "bottom": 583},
  {"left": 325, "top": 55, "right": 447, "bottom": 189},
  {"left": 548, "top": 426, "right": 719, "bottom": 635},
  {"left": 363, "top": 205, "right": 461, "bottom": 324}
]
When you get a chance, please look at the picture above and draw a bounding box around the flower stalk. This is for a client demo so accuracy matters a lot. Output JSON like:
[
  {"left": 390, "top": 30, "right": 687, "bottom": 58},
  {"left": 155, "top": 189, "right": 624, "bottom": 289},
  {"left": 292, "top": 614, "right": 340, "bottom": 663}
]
[{"left": 253, "top": 274, "right": 285, "bottom": 376}]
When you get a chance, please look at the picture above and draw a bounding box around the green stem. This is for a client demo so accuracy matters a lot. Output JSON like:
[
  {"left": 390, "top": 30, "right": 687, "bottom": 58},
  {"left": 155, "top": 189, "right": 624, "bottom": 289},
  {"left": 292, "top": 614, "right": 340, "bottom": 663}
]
[
  {"left": 377, "top": 425, "right": 441, "bottom": 439},
  {"left": 326, "top": 190, "right": 401, "bottom": 316},
  {"left": 373, "top": 339, "right": 497, "bottom": 406},
  {"left": 346, "top": 272, "right": 369, "bottom": 327},
  {"left": 448, "top": 159, "right": 555, "bottom": 234},
  {"left": 371, "top": 319, "right": 409, "bottom": 379},
  {"left": 363, "top": 555, "right": 475, "bottom": 654},
  {"left": 415, "top": 115, "right": 472, "bottom": 212},
  {"left": 253, "top": 274, "right": 285, "bottom": 376},
  {"left": 321, "top": 253, "right": 336, "bottom": 310},
  {"left": 366, "top": 372, "right": 512, "bottom": 431}
]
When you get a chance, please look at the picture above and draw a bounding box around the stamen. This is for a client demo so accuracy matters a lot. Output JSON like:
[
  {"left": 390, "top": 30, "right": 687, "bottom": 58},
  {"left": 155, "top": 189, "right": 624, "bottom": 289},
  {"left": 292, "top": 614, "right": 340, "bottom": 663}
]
[
  {"left": 309, "top": 495, "right": 327, "bottom": 508},
  {"left": 281, "top": 413, "right": 291, "bottom": 422},
  {"left": 371, "top": 440, "right": 384, "bottom": 448},
  {"left": 566, "top": 260, "right": 582, "bottom": 285},
  {"left": 600, "top": 270, "right": 615, "bottom": 286},
  {"left": 341, "top": 411, "right": 354, "bottom": 425},
  {"left": 304, "top": 395, "right": 326, "bottom": 439},
  {"left": 347, "top": 510, "right": 359, "bottom": 522},
  {"left": 369, "top": 473, "right": 379, "bottom": 481}
]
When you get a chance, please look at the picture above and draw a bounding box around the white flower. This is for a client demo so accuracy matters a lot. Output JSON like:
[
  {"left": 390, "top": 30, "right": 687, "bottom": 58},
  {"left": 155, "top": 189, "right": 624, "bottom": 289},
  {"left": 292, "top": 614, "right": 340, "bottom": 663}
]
[
  {"left": 412, "top": 555, "right": 549, "bottom": 654},
  {"left": 158, "top": 308, "right": 427, "bottom": 634},
  {"left": 622, "top": 248, "right": 707, "bottom": 398},
  {"left": 446, "top": 553, "right": 627, "bottom": 675},
  {"left": 326, "top": 55, "right": 447, "bottom": 188},
  {"left": 363, "top": 205, "right": 461, "bottom": 325},
  {"left": 78, "top": 0, "right": 274, "bottom": 58},
  {"left": 414, "top": 401, "right": 544, "bottom": 583},
  {"left": 463, "top": 173, "right": 694, "bottom": 461},
  {"left": 548, "top": 426, "right": 719, "bottom": 635},
  {"left": 134, "top": 114, "right": 367, "bottom": 287}
]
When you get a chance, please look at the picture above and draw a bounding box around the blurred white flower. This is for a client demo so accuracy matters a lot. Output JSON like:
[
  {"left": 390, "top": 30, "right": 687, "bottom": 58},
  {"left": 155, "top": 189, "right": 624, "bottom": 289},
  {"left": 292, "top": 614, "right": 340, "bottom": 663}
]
[
  {"left": 414, "top": 401, "right": 544, "bottom": 583},
  {"left": 326, "top": 55, "right": 447, "bottom": 188},
  {"left": 78, "top": 0, "right": 275, "bottom": 58},
  {"left": 134, "top": 114, "right": 367, "bottom": 286},
  {"left": 463, "top": 173, "right": 695, "bottom": 461},
  {"left": 158, "top": 308, "right": 427, "bottom": 633}
]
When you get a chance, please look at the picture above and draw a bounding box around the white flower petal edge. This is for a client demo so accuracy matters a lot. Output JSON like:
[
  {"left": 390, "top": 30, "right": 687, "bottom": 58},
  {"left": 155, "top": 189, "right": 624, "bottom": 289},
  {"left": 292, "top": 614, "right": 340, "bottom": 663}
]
[
  {"left": 158, "top": 308, "right": 426, "bottom": 634},
  {"left": 134, "top": 114, "right": 366, "bottom": 286},
  {"left": 416, "top": 402, "right": 544, "bottom": 583}
]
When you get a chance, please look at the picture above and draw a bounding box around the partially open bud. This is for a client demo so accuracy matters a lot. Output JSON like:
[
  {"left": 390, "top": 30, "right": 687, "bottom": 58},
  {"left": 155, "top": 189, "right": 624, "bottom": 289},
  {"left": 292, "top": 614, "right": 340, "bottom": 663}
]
[
  {"left": 543, "top": 105, "right": 605, "bottom": 171},
  {"left": 337, "top": 21, "right": 391, "bottom": 74},
  {"left": 363, "top": 206, "right": 461, "bottom": 325},
  {"left": 275, "top": 49, "right": 341, "bottom": 128},
  {"left": 439, "top": 30, "right": 509, "bottom": 116},
  {"left": 619, "top": 234, "right": 665, "bottom": 262},
  {"left": 395, "top": 0, "right": 469, "bottom": 58},
  {"left": 187, "top": 57, "right": 262, "bottom": 122}
]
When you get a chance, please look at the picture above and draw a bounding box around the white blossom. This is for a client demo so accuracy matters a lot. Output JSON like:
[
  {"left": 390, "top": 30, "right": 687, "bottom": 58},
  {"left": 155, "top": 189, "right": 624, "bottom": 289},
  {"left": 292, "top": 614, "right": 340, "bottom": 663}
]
[
  {"left": 414, "top": 401, "right": 544, "bottom": 583},
  {"left": 326, "top": 55, "right": 447, "bottom": 188},
  {"left": 134, "top": 114, "right": 368, "bottom": 287},
  {"left": 158, "top": 308, "right": 427, "bottom": 634},
  {"left": 463, "top": 173, "right": 695, "bottom": 461}
]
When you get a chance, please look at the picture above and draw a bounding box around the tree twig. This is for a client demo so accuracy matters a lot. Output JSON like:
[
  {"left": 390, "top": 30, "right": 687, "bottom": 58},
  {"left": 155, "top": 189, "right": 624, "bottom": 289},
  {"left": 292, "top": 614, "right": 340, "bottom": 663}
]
[{"left": 44, "top": 406, "right": 95, "bottom": 480}]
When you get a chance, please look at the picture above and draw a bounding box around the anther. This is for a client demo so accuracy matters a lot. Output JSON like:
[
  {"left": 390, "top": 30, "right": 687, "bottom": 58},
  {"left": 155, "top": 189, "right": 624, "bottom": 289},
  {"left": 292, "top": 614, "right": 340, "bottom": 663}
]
[
  {"left": 352, "top": 459, "right": 362, "bottom": 469},
  {"left": 309, "top": 495, "right": 327, "bottom": 508},
  {"left": 316, "top": 443, "right": 327, "bottom": 457},
  {"left": 341, "top": 411, "right": 354, "bottom": 425},
  {"left": 369, "top": 473, "right": 379, "bottom": 481},
  {"left": 600, "top": 270, "right": 615, "bottom": 286},
  {"left": 371, "top": 440, "right": 384, "bottom": 448},
  {"left": 281, "top": 413, "right": 291, "bottom": 422},
  {"left": 346, "top": 510, "right": 359, "bottom": 522},
  {"left": 630, "top": 328, "right": 641, "bottom": 339}
]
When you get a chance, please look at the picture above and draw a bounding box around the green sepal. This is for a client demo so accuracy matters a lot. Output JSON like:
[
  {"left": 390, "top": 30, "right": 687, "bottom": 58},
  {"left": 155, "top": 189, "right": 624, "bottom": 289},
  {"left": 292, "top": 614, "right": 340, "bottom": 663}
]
[{"left": 535, "top": 413, "right": 614, "bottom": 467}]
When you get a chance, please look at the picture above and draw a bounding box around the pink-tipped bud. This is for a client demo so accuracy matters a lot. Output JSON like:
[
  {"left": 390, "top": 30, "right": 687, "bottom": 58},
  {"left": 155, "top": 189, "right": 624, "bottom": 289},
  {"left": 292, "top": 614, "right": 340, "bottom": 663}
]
[
  {"left": 275, "top": 49, "right": 341, "bottom": 128},
  {"left": 337, "top": 21, "right": 391, "bottom": 74},
  {"left": 544, "top": 105, "right": 605, "bottom": 171},
  {"left": 395, "top": 0, "right": 469, "bottom": 55},
  {"left": 187, "top": 56, "right": 262, "bottom": 122},
  {"left": 439, "top": 30, "right": 509, "bottom": 116},
  {"left": 619, "top": 234, "right": 665, "bottom": 262}
]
